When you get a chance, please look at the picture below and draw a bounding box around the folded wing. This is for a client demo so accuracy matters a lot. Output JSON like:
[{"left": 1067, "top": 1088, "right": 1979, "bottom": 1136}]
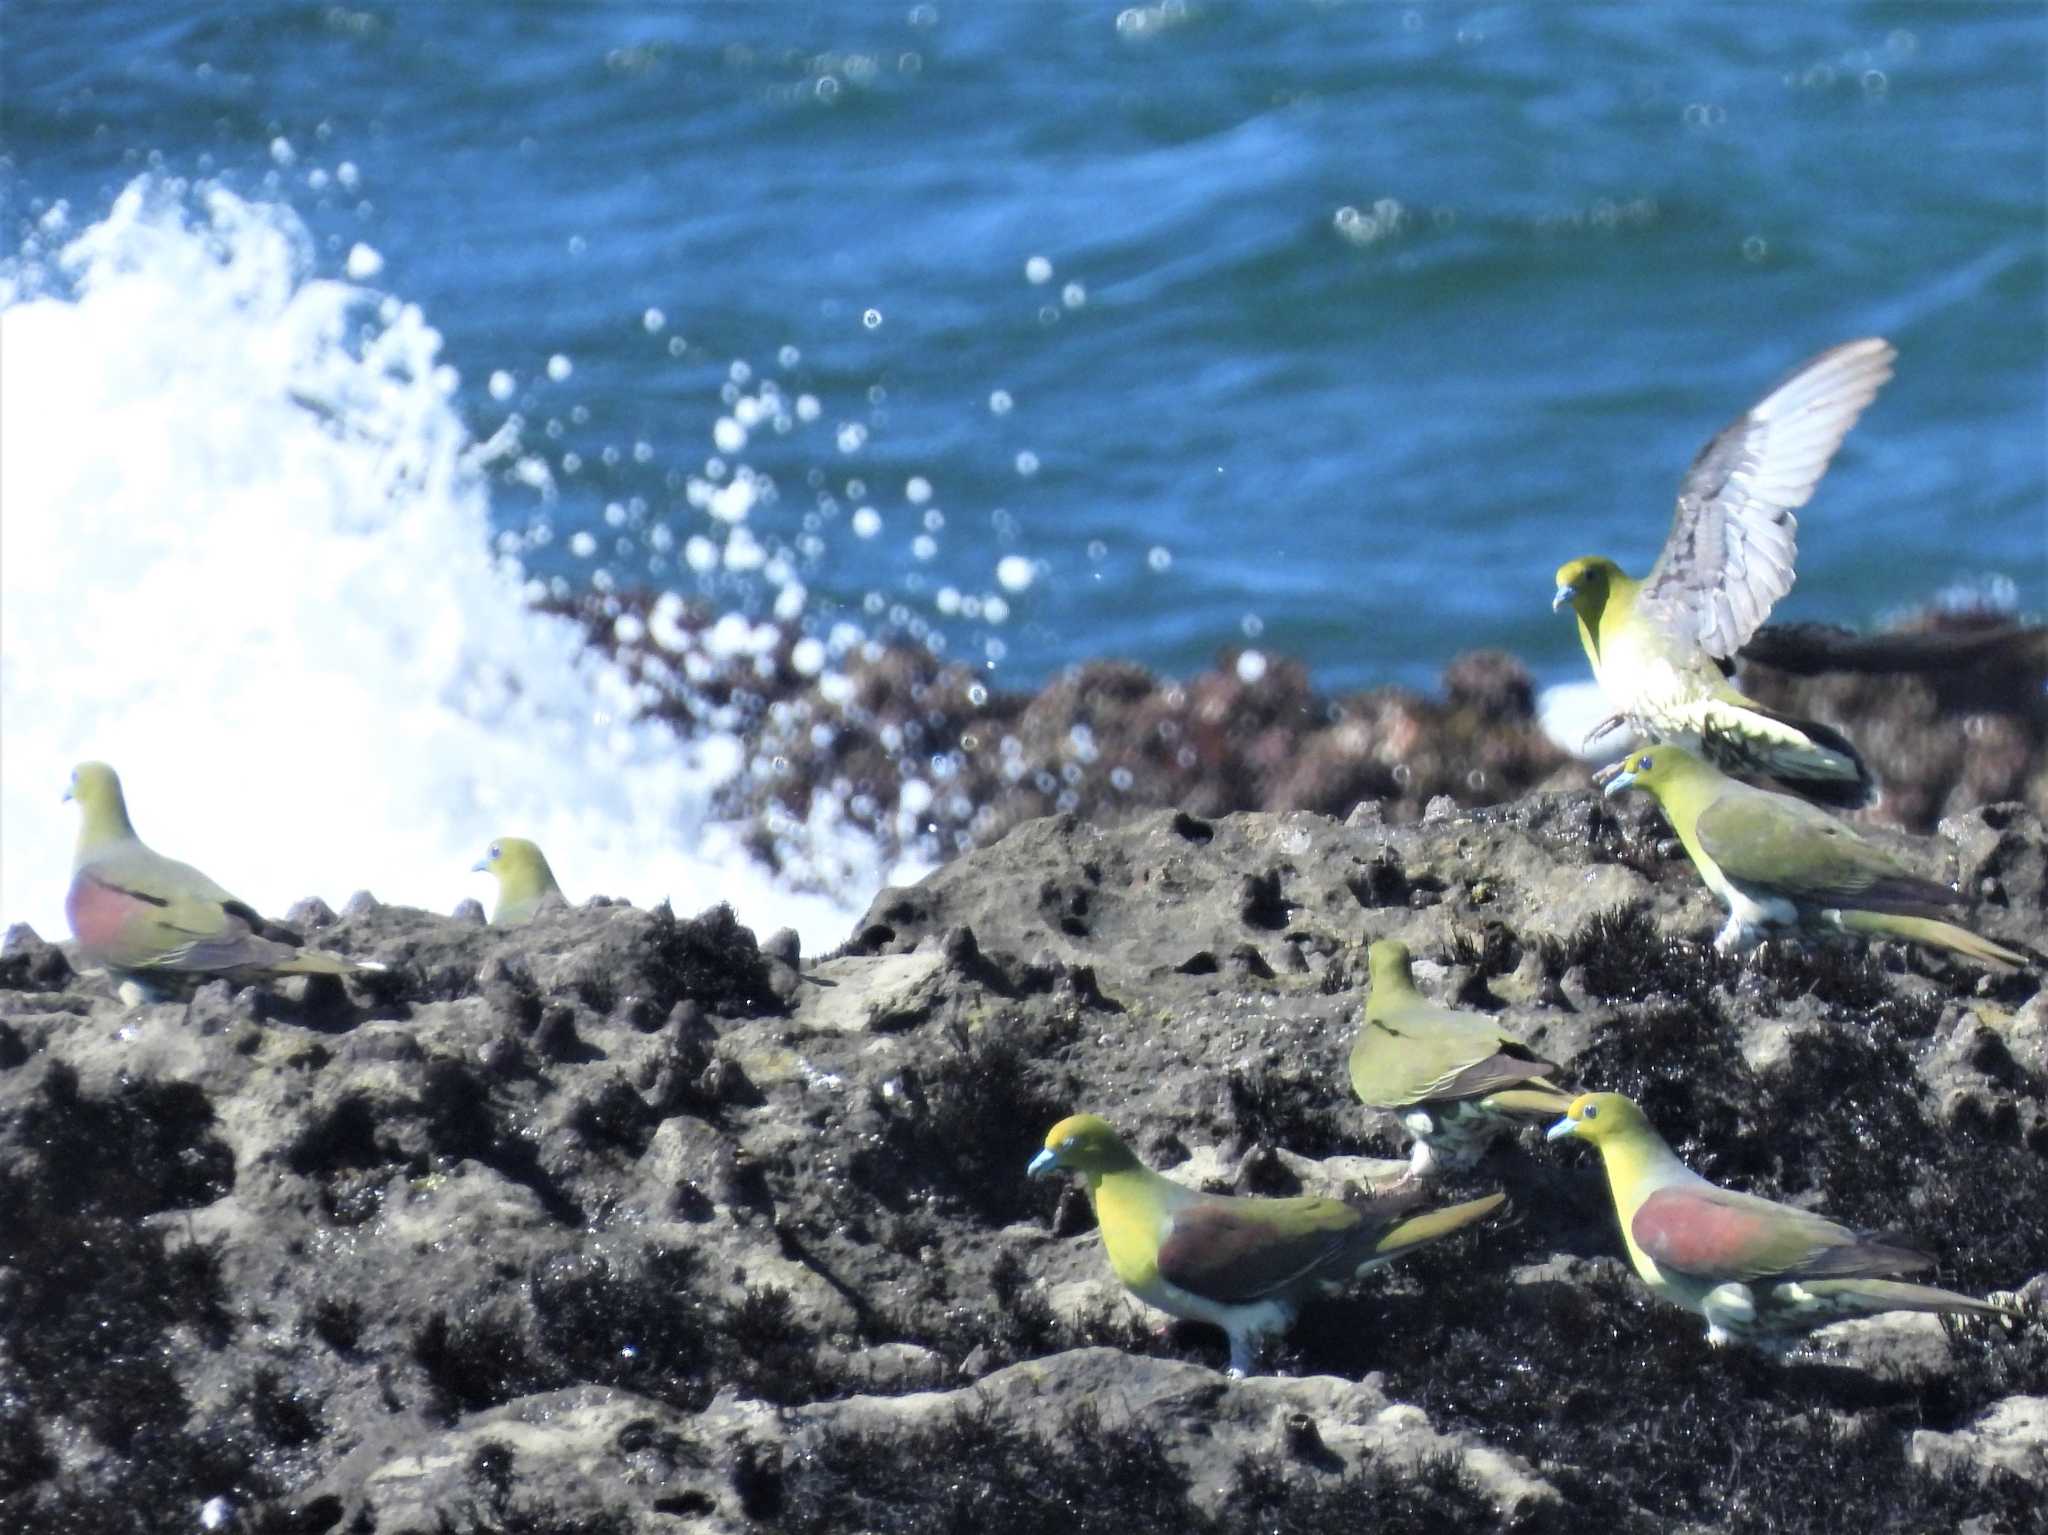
[{"left": 1632, "top": 1183, "right": 1932, "bottom": 1286}]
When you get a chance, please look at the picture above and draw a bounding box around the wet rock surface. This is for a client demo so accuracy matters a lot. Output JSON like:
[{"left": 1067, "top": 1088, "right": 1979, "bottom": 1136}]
[
  {"left": 545, "top": 591, "right": 2046, "bottom": 884},
  {"left": 1740, "top": 607, "right": 2048, "bottom": 833},
  {"left": 4, "top": 799, "right": 2047, "bottom": 1533}
]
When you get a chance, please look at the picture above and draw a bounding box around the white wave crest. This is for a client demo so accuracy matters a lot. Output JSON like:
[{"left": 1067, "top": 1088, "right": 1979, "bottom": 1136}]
[{"left": 1, "top": 179, "right": 897, "bottom": 954}]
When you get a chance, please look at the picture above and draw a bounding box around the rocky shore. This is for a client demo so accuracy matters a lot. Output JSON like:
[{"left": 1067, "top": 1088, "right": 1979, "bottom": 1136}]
[
  {"left": 545, "top": 591, "right": 2048, "bottom": 881},
  {"left": 4, "top": 779, "right": 2046, "bottom": 1531}
]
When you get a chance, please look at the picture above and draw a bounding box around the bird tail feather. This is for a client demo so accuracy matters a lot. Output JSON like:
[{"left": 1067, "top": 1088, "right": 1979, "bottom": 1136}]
[
  {"left": 1698, "top": 698, "right": 1878, "bottom": 810},
  {"left": 273, "top": 951, "right": 384, "bottom": 977},
  {"left": 1796, "top": 1279, "right": 2013, "bottom": 1319},
  {"left": 1834, "top": 910, "right": 2027, "bottom": 973},
  {"left": 1371, "top": 1191, "right": 1505, "bottom": 1256},
  {"left": 1479, "top": 1085, "right": 1576, "bottom": 1118}
]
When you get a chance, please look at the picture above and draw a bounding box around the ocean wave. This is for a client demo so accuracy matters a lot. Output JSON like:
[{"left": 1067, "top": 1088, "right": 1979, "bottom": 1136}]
[{"left": 0, "top": 177, "right": 913, "bottom": 952}]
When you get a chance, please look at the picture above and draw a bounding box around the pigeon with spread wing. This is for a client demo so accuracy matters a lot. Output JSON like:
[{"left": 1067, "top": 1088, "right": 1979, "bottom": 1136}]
[{"left": 1554, "top": 338, "right": 1895, "bottom": 808}]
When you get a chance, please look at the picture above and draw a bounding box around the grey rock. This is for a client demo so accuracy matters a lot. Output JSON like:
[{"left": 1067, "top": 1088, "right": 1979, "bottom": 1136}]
[
  {"left": 1910, "top": 1395, "right": 2048, "bottom": 1487},
  {"left": 286, "top": 896, "right": 339, "bottom": 930},
  {"left": 0, "top": 794, "right": 2040, "bottom": 1533}
]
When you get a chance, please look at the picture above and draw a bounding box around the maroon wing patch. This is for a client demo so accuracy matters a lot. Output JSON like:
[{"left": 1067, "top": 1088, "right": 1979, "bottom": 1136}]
[
  {"left": 1156, "top": 1204, "right": 1348, "bottom": 1304},
  {"left": 1632, "top": 1185, "right": 1935, "bottom": 1283},
  {"left": 66, "top": 870, "right": 267, "bottom": 972},
  {"left": 65, "top": 871, "right": 156, "bottom": 952},
  {"left": 1631, "top": 1186, "right": 1835, "bottom": 1283}
]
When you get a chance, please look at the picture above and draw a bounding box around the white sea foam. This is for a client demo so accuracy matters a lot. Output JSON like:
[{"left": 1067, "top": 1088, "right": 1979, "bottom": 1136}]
[
  {"left": 0, "top": 179, "right": 910, "bottom": 955},
  {"left": 1536, "top": 680, "right": 1637, "bottom": 762}
]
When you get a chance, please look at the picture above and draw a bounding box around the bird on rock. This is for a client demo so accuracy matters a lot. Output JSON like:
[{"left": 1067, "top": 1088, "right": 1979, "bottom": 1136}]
[
  {"left": 64, "top": 761, "right": 378, "bottom": 995},
  {"left": 1351, "top": 939, "right": 1574, "bottom": 1180},
  {"left": 1599, "top": 745, "right": 2026, "bottom": 972},
  {"left": 1029, "top": 1113, "right": 1504, "bottom": 1375},
  {"left": 1553, "top": 337, "right": 1895, "bottom": 809},
  {"left": 1548, "top": 1092, "right": 2013, "bottom": 1347},
  {"left": 473, "top": 837, "right": 566, "bottom": 925}
]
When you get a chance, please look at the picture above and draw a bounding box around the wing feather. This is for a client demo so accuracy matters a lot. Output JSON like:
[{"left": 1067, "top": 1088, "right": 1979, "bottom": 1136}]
[
  {"left": 1156, "top": 1195, "right": 1379, "bottom": 1304},
  {"left": 1632, "top": 1185, "right": 1932, "bottom": 1284},
  {"left": 1354, "top": 1006, "right": 1558, "bottom": 1107},
  {"left": 1694, "top": 787, "right": 1960, "bottom": 913},
  {"left": 1640, "top": 339, "right": 1895, "bottom": 657}
]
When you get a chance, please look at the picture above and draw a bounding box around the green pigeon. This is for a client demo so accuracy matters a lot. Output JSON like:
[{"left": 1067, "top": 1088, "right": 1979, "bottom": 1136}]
[
  {"left": 472, "top": 837, "right": 566, "bottom": 925},
  {"left": 1554, "top": 337, "right": 1895, "bottom": 809},
  {"left": 1548, "top": 1092, "right": 2014, "bottom": 1347},
  {"left": 1029, "top": 1113, "right": 1504, "bottom": 1375},
  {"left": 64, "top": 761, "right": 378, "bottom": 992},
  {"left": 1599, "top": 744, "right": 2026, "bottom": 971},
  {"left": 1351, "top": 939, "right": 1574, "bottom": 1179}
]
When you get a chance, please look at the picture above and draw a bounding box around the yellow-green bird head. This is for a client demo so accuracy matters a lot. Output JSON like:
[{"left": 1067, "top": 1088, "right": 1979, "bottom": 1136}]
[
  {"left": 1553, "top": 556, "right": 1625, "bottom": 620},
  {"left": 1596, "top": 746, "right": 1714, "bottom": 803},
  {"left": 1366, "top": 938, "right": 1417, "bottom": 993},
  {"left": 1544, "top": 1091, "right": 1650, "bottom": 1146},
  {"left": 472, "top": 836, "right": 564, "bottom": 924},
  {"left": 1029, "top": 1113, "right": 1141, "bottom": 1178},
  {"left": 65, "top": 761, "right": 136, "bottom": 849},
  {"left": 65, "top": 761, "right": 122, "bottom": 809}
]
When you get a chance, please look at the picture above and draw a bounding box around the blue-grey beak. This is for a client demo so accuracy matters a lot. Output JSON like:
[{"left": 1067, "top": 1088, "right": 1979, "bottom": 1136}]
[
  {"left": 1601, "top": 770, "right": 1637, "bottom": 799},
  {"left": 1552, "top": 585, "right": 1575, "bottom": 613},
  {"left": 1027, "top": 1148, "right": 1058, "bottom": 1178},
  {"left": 61, "top": 786, "right": 73, "bottom": 803},
  {"left": 1545, "top": 1116, "right": 1579, "bottom": 1141},
  {"left": 471, "top": 857, "right": 491, "bottom": 872}
]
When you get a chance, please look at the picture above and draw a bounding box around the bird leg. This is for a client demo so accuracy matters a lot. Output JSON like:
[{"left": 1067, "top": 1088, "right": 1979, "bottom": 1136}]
[
  {"left": 1702, "top": 1282, "right": 1760, "bottom": 1347},
  {"left": 1225, "top": 1330, "right": 1266, "bottom": 1378},
  {"left": 1395, "top": 1128, "right": 1442, "bottom": 1187},
  {"left": 1580, "top": 714, "right": 1628, "bottom": 752},
  {"left": 1712, "top": 916, "right": 1760, "bottom": 958}
]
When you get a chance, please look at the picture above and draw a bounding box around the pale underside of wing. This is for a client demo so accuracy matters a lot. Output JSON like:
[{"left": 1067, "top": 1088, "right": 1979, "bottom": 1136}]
[{"left": 1639, "top": 338, "right": 1896, "bottom": 659}]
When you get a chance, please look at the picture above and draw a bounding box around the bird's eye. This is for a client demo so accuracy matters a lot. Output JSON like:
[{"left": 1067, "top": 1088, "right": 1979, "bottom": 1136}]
[
  {"left": 1582, "top": 1104, "right": 1600, "bottom": 1121},
  {"left": 489, "top": 843, "right": 501, "bottom": 860},
  {"left": 1637, "top": 755, "right": 1652, "bottom": 773},
  {"left": 1061, "top": 1136, "right": 1077, "bottom": 1151}
]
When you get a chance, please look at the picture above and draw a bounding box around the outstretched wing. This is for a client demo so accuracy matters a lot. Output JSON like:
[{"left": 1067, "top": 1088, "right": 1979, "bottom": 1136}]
[{"left": 1639, "top": 339, "right": 1895, "bottom": 658}]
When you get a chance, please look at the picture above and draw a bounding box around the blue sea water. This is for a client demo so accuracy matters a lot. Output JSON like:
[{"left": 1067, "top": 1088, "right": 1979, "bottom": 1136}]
[{"left": 3, "top": 1, "right": 2043, "bottom": 939}]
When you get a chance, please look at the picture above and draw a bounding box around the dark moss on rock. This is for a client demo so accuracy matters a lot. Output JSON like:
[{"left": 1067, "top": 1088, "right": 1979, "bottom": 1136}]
[
  {"left": 772, "top": 1401, "right": 1199, "bottom": 1535},
  {"left": 3, "top": 794, "right": 2042, "bottom": 1531}
]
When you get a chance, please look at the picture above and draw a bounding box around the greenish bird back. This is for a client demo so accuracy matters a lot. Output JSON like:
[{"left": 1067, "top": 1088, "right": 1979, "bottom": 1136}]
[{"left": 1692, "top": 785, "right": 1956, "bottom": 914}]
